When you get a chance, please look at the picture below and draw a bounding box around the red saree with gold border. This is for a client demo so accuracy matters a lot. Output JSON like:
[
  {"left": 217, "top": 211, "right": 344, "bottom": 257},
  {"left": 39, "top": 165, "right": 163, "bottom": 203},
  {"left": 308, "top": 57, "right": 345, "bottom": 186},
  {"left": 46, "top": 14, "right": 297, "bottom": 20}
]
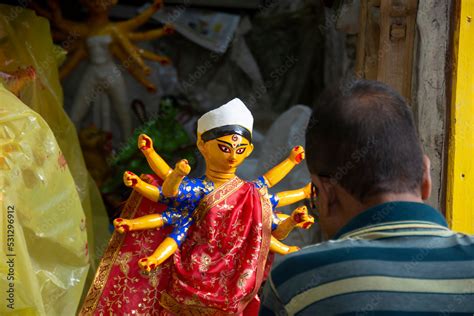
[{"left": 80, "top": 175, "right": 273, "bottom": 315}]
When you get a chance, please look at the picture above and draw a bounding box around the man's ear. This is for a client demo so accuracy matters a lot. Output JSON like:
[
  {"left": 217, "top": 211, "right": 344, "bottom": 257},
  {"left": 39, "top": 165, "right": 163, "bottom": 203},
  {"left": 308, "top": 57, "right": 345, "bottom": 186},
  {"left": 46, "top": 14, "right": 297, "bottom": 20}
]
[
  {"left": 245, "top": 144, "right": 254, "bottom": 158},
  {"left": 421, "top": 154, "right": 432, "bottom": 200},
  {"left": 322, "top": 180, "right": 337, "bottom": 213},
  {"left": 312, "top": 175, "right": 334, "bottom": 218}
]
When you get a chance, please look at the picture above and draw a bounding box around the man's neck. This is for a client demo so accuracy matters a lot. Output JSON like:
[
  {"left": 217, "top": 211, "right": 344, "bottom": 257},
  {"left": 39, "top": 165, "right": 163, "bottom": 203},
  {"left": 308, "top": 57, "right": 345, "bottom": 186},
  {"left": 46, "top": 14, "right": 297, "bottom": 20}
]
[
  {"left": 362, "top": 193, "right": 424, "bottom": 211},
  {"left": 327, "top": 192, "right": 425, "bottom": 240}
]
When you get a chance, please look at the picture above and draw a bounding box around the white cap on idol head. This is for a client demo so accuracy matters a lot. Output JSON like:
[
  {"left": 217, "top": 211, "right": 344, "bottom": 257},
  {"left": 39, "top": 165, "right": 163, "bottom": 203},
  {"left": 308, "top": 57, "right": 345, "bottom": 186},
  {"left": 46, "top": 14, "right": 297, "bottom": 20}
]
[{"left": 197, "top": 98, "right": 253, "bottom": 142}]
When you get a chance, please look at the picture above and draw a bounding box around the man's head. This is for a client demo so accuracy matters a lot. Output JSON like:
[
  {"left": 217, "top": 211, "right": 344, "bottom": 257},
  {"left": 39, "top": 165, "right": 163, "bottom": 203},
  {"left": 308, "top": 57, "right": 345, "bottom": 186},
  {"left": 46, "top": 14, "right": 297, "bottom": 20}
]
[{"left": 306, "top": 80, "right": 431, "bottom": 238}]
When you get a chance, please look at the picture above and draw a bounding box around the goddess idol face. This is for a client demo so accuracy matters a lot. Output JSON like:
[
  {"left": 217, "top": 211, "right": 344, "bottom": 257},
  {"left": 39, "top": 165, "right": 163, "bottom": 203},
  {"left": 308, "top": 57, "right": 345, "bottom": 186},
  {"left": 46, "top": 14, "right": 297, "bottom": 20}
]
[{"left": 198, "top": 133, "right": 254, "bottom": 172}]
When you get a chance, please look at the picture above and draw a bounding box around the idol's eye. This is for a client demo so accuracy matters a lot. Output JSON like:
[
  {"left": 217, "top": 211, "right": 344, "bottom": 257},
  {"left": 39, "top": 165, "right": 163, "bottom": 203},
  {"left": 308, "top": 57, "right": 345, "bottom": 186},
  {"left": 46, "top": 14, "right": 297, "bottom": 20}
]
[
  {"left": 218, "top": 144, "right": 231, "bottom": 153},
  {"left": 236, "top": 147, "right": 246, "bottom": 154}
]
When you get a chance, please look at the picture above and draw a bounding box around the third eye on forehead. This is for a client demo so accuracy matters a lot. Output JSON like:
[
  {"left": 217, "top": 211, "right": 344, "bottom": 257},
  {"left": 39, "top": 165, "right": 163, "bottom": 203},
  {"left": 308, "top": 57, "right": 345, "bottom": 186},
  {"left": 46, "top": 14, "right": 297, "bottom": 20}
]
[{"left": 216, "top": 139, "right": 248, "bottom": 148}]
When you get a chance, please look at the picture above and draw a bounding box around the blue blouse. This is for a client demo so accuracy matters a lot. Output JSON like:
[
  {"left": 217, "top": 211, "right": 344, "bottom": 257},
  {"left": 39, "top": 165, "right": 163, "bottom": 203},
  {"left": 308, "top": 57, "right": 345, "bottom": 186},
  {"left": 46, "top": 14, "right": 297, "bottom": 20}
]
[{"left": 159, "top": 176, "right": 280, "bottom": 246}]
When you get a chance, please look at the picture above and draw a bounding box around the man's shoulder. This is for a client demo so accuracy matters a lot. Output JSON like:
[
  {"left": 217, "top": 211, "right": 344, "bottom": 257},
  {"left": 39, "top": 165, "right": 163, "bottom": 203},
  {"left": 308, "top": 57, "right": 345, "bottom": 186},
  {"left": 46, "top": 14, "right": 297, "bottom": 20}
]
[
  {"left": 266, "top": 233, "right": 474, "bottom": 315},
  {"left": 270, "top": 239, "right": 361, "bottom": 286},
  {"left": 271, "top": 232, "right": 474, "bottom": 289},
  {"left": 275, "top": 237, "right": 373, "bottom": 266},
  {"left": 278, "top": 230, "right": 474, "bottom": 261}
]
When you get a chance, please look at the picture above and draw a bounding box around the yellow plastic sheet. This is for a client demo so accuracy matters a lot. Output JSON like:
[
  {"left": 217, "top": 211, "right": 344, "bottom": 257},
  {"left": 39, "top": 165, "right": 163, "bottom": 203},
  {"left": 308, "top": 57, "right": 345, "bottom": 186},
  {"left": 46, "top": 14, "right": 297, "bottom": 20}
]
[
  {"left": 0, "top": 84, "right": 88, "bottom": 315},
  {"left": 0, "top": 5, "right": 110, "bottom": 315}
]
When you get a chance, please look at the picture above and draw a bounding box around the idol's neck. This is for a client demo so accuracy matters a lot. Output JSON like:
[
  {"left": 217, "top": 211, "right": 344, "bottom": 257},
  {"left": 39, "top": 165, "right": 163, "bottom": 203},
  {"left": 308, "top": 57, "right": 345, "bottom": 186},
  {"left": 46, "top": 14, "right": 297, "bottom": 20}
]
[{"left": 205, "top": 167, "right": 237, "bottom": 187}]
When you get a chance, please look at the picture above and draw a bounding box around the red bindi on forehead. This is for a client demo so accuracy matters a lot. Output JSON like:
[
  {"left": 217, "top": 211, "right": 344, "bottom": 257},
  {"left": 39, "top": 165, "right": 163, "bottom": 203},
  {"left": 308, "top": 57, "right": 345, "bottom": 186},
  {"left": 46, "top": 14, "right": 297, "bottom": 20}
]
[{"left": 231, "top": 134, "right": 241, "bottom": 147}]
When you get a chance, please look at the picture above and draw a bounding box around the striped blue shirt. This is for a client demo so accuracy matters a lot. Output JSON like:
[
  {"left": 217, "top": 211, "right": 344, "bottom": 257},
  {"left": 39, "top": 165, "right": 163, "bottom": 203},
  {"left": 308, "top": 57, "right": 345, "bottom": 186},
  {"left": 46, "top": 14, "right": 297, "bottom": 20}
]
[{"left": 260, "top": 202, "right": 474, "bottom": 315}]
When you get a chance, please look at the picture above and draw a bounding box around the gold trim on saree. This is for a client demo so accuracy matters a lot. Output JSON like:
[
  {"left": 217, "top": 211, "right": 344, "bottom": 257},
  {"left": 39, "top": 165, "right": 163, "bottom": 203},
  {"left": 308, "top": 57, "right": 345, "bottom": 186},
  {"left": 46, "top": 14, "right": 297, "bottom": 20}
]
[
  {"left": 240, "top": 185, "right": 273, "bottom": 309},
  {"left": 160, "top": 292, "right": 227, "bottom": 316},
  {"left": 192, "top": 176, "right": 244, "bottom": 223},
  {"left": 79, "top": 176, "right": 150, "bottom": 315}
]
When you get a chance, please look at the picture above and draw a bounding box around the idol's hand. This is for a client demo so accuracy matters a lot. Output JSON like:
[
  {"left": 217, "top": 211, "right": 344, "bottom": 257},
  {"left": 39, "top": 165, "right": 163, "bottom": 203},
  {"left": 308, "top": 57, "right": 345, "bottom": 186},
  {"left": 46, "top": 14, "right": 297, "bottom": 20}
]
[
  {"left": 270, "top": 236, "right": 301, "bottom": 255},
  {"left": 138, "top": 237, "right": 178, "bottom": 272},
  {"left": 123, "top": 171, "right": 141, "bottom": 187},
  {"left": 303, "top": 182, "right": 312, "bottom": 199},
  {"left": 175, "top": 159, "right": 191, "bottom": 176},
  {"left": 291, "top": 206, "right": 315, "bottom": 229},
  {"left": 162, "top": 159, "right": 191, "bottom": 197},
  {"left": 289, "top": 146, "right": 305, "bottom": 164},
  {"left": 113, "top": 218, "right": 132, "bottom": 233},
  {"left": 138, "top": 134, "right": 153, "bottom": 153},
  {"left": 138, "top": 257, "right": 158, "bottom": 272},
  {"left": 287, "top": 246, "right": 301, "bottom": 254}
]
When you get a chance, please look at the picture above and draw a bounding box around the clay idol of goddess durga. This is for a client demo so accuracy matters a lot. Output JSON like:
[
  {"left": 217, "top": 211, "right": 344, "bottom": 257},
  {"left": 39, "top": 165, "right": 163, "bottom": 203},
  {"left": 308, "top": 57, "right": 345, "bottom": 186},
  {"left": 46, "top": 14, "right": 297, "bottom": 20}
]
[{"left": 80, "top": 99, "right": 314, "bottom": 315}]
